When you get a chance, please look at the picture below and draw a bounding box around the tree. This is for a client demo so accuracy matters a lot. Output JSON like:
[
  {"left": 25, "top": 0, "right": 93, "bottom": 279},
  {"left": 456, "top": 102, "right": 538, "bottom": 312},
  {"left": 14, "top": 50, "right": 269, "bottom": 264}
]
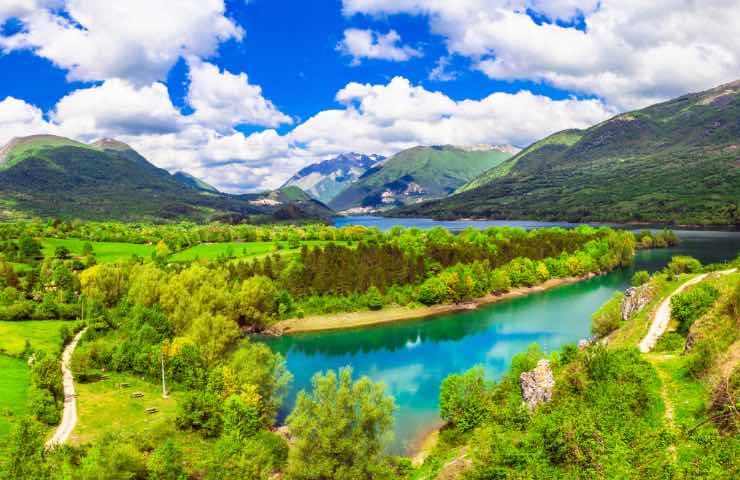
[
  {"left": 286, "top": 367, "right": 395, "bottom": 480},
  {"left": 2, "top": 416, "right": 48, "bottom": 480},
  {"left": 631, "top": 270, "right": 650, "bottom": 287},
  {"left": 17, "top": 235, "right": 41, "bottom": 259},
  {"left": 230, "top": 341, "right": 292, "bottom": 426},
  {"left": 80, "top": 263, "right": 127, "bottom": 307},
  {"left": 234, "top": 275, "right": 279, "bottom": 328},
  {"left": 156, "top": 240, "right": 172, "bottom": 258},
  {"left": 188, "top": 313, "right": 240, "bottom": 365},
  {"left": 366, "top": 286, "right": 384, "bottom": 310},
  {"left": 440, "top": 366, "right": 492, "bottom": 432},
  {"left": 54, "top": 246, "right": 71, "bottom": 260},
  {"left": 222, "top": 394, "right": 262, "bottom": 441}
]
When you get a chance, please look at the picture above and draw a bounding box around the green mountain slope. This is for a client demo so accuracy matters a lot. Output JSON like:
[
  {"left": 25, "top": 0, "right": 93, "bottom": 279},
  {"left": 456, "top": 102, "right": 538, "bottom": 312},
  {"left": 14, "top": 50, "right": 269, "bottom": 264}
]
[
  {"left": 172, "top": 171, "right": 220, "bottom": 193},
  {"left": 328, "top": 145, "right": 514, "bottom": 211},
  {"left": 397, "top": 80, "right": 740, "bottom": 226},
  {"left": 0, "top": 135, "right": 332, "bottom": 223}
]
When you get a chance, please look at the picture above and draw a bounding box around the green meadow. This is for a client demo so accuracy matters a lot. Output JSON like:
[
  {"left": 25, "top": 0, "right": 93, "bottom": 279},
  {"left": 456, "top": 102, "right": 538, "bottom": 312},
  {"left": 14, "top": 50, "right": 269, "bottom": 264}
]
[
  {"left": 170, "top": 240, "right": 350, "bottom": 262},
  {"left": 0, "top": 355, "right": 30, "bottom": 440},
  {"left": 0, "top": 320, "right": 71, "bottom": 356},
  {"left": 42, "top": 238, "right": 157, "bottom": 263}
]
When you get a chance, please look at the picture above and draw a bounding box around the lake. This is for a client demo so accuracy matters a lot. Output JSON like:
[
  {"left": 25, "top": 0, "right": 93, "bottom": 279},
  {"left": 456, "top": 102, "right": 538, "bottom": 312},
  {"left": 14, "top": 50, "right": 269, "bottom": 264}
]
[{"left": 266, "top": 217, "right": 740, "bottom": 453}]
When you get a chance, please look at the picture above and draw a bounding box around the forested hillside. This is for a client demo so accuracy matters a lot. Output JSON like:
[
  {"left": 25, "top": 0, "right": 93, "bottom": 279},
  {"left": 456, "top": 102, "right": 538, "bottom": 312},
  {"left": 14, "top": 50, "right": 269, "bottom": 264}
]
[
  {"left": 329, "top": 145, "right": 514, "bottom": 211},
  {"left": 397, "top": 80, "right": 740, "bottom": 226},
  {"left": 0, "top": 135, "right": 332, "bottom": 223}
]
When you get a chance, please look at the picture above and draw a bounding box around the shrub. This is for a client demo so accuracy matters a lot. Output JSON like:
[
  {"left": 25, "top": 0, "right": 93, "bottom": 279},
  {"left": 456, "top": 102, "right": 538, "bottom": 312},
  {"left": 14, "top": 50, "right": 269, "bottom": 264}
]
[
  {"left": 667, "top": 256, "right": 702, "bottom": 275},
  {"left": 653, "top": 332, "right": 685, "bottom": 353},
  {"left": 631, "top": 270, "right": 650, "bottom": 287},
  {"left": 365, "top": 286, "right": 384, "bottom": 311},
  {"left": 671, "top": 283, "right": 719, "bottom": 335},
  {"left": 591, "top": 291, "right": 623, "bottom": 337},
  {"left": 440, "top": 366, "right": 492, "bottom": 432},
  {"left": 175, "top": 390, "right": 223, "bottom": 438},
  {"left": 417, "top": 276, "right": 448, "bottom": 305}
]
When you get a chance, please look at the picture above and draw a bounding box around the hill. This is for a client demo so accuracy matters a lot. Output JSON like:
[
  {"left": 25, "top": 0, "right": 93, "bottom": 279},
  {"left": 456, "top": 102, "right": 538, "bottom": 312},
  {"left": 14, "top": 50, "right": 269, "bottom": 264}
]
[
  {"left": 328, "top": 145, "right": 515, "bottom": 211},
  {"left": 281, "top": 152, "right": 385, "bottom": 203},
  {"left": 397, "top": 80, "right": 740, "bottom": 226},
  {"left": 172, "top": 171, "right": 219, "bottom": 193},
  {"left": 0, "top": 135, "right": 332, "bottom": 223}
]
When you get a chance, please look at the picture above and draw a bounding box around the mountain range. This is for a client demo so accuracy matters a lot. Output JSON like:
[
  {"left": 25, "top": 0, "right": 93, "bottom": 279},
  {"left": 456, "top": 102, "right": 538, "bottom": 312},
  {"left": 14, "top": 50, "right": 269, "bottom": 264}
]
[
  {"left": 281, "top": 152, "right": 385, "bottom": 203},
  {"left": 0, "top": 135, "right": 332, "bottom": 223},
  {"left": 328, "top": 144, "right": 517, "bottom": 212},
  {"left": 396, "top": 80, "right": 740, "bottom": 226}
]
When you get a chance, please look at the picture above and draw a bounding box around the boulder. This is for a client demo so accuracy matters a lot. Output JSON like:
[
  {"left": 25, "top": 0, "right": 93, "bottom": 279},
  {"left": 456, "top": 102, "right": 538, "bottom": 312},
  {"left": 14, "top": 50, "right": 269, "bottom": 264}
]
[
  {"left": 520, "top": 359, "right": 555, "bottom": 410},
  {"left": 621, "top": 284, "right": 653, "bottom": 321}
]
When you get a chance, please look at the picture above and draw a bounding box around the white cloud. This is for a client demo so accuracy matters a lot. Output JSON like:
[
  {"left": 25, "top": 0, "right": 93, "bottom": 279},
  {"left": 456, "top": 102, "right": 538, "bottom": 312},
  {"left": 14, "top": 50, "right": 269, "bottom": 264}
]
[
  {"left": 0, "top": 75, "right": 615, "bottom": 192},
  {"left": 428, "top": 56, "right": 456, "bottom": 81},
  {"left": 0, "top": 0, "right": 243, "bottom": 84},
  {"left": 337, "top": 28, "right": 422, "bottom": 65},
  {"left": 342, "top": 0, "right": 740, "bottom": 109},
  {"left": 186, "top": 59, "right": 292, "bottom": 132},
  {"left": 0, "top": 96, "right": 57, "bottom": 140},
  {"left": 51, "top": 79, "right": 183, "bottom": 139}
]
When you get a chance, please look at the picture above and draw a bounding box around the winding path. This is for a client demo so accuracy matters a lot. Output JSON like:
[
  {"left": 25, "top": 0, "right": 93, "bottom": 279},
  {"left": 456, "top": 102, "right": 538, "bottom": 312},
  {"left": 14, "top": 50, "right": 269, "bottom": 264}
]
[
  {"left": 639, "top": 269, "right": 736, "bottom": 353},
  {"left": 46, "top": 328, "right": 87, "bottom": 449}
]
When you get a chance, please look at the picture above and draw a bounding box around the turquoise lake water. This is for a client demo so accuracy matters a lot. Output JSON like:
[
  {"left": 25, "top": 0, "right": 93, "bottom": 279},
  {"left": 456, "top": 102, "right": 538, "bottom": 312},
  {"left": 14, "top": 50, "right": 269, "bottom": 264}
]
[{"left": 266, "top": 217, "right": 740, "bottom": 453}]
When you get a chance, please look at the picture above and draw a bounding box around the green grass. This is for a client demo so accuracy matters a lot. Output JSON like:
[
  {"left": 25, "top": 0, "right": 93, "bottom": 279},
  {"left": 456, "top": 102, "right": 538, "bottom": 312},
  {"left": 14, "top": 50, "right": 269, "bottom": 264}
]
[
  {"left": 0, "top": 320, "right": 71, "bottom": 356},
  {"left": 42, "top": 238, "right": 156, "bottom": 263},
  {"left": 0, "top": 355, "right": 29, "bottom": 440}
]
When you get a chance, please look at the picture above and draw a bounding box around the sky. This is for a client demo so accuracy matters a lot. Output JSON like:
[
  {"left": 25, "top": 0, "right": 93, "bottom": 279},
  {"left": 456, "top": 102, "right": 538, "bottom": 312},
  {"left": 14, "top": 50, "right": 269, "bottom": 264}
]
[{"left": 0, "top": 1, "right": 739, "bottom": 193}]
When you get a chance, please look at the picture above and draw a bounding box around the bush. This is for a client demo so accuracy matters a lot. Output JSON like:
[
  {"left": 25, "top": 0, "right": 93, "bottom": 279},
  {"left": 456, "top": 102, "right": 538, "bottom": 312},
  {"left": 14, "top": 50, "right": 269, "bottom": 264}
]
[
  {"left": 417, "top": 276, "right": 448, "bottom": 305},
  {"left": 631, "top": 270, "right": 650, "bottom": 287},
  {"left": 671, "top": 283, "right": 719, "bottom": 335},
  {"left": 365, "top": 286, "right": 384, "bottom": 311},
  {"left": 591, "top": 291, "right": 623, "bottom": 337},
  {"left": 653, "top": 332, "right": 685, "bottom": 353},
  {"left": 440, "top": 366, "right": 492, "bottom": 432},
  {"left": 667, "top": 256, "right": 702, "bottom": 275},
  {"left": 175, "top": 390, "right": 223, "bottom": 438}
]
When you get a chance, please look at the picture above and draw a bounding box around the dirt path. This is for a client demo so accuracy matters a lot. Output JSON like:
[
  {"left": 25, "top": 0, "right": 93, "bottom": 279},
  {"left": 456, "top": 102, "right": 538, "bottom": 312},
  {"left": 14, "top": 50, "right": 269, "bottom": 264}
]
[
  {"left": 46, "top": 328, "right": 87, "bottom": 449},
  {"left": 638, "top": 269, "right": 735, "bottom": 353}
]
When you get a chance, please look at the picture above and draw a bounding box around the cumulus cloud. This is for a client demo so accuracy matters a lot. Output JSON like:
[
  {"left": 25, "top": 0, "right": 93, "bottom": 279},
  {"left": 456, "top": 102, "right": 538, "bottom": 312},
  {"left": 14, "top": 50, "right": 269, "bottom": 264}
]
[
  {"left": 0, "top": 0, "right": 243, "bottom": 84},
  {"left": 186, "top": 59, "right": 292, "bottom": 132},
  {"left": 343, "top": 0, "right": 740, "bottom": 109},
  {"left": 0, "top": 96, "right": 57, "bottom": 140},
  {"left": 0, "top": 74, "right": 615, "bottom": 192},
  {"left": 337, "top": 28, "right": 422, "bottom": 65}
]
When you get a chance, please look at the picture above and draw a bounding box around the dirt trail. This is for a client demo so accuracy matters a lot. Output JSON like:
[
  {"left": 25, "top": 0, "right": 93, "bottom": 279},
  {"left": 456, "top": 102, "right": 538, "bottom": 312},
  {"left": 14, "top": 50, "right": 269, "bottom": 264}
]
[
  {"left": 46, "top": 328, "right": 87, "bottom": 449},
  {"left": 638, "top": 269, "right": 735, "bottom": 353}
]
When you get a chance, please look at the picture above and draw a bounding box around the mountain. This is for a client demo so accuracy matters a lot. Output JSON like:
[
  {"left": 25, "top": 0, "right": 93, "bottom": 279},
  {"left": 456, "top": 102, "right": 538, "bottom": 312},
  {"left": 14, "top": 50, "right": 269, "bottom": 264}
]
[
  {"left": 0, "top": 135, "right": 332, "bottom": 223},
  {"left": 172, "top": 171, "right": 219, "bottom": 193},
  {"left": 281, "top": 152, "right": 385, "bottom": 203},
  {"left": 397, "top": 80, "right": 740, "bottom": 226},
  {"left": 328, "top": 145, "right": 516, "bottom": 212}
]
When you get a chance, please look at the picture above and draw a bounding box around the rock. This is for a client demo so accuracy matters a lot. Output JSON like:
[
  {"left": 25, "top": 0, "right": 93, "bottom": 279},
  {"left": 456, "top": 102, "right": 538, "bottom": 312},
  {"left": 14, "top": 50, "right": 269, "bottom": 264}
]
[
  {"left": 620, "top": 284, "right": 653, "bottom": 321},
  {"left": 578, "top": 339, "right": 591, "bottom": 350},
  {"left": 520, "top": 359, "right": 555, "bottom": 410},
  {"left": 130, "top": 392, "right": 144, "bottom": 398},
  {"left": 145, "top": 407, "right": 158, "bottom": 414}
]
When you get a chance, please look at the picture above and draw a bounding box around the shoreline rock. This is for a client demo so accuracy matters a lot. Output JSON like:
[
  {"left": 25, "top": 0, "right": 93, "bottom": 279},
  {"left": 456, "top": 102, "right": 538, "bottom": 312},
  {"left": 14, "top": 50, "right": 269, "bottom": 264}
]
[{"left": 520, "top": 359, "right": 555, "bottom": 410}]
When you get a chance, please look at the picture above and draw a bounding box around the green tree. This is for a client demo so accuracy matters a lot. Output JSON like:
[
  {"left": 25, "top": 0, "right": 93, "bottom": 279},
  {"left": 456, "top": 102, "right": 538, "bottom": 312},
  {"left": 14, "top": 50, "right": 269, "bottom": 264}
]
[
  {"left": 80, "top": 263, "right": 127, "bottom": 307},
  {"left": 286, "top": 367, "right": 395, "bottom": 480},
  {"left": 440, "top": 365, "right": 492, "bottom": 432},
  {"left": 188, "top": 313, "right": 240, "bottom": 365},
  {"left": 147, "top": 439, "right": 185, "bottom": 480},
  {"left": 366, "top": 286, "right": 384, "bottom": 310},
  {"left": 54, "top": 246, "right": 71, "bottom": 260},
  {"left": 631, "top": 270, "right": 650, "bottom": 287},
  {"left": 2, "top": 416, "right": 49, "bottom": 480},
  {"left": 234, "top": 275, "right": 280, "bottom": 328},
  {"left": 222, "top": 394, "right": 262, "bottom": 441},
  {"left": 230, "top": 340, "right": 292, "bottom": 426}
]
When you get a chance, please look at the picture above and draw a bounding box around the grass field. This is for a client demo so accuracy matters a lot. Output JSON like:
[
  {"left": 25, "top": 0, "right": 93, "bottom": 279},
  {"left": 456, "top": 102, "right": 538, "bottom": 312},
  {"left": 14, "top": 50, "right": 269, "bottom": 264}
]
[
  {"left": 0, "top": 320, "right": 71, "bottom": 356},
  {"left": 42, "top": 238, "right": 156, "bottom": 263},
  {"left": 0, "top": 355, "right": 30, "bottom": 440},
  {"left": 73, "top": 372, "right": 181, "bottom": 445},
  {"left": 170, "top": 240, "right": 350, "bottom": 262}
]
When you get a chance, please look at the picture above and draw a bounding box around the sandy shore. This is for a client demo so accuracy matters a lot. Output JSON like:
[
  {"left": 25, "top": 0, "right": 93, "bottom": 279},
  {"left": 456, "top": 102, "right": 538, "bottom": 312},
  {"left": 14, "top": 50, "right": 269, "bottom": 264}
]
[{"left": 273, "top": 273, "right": 599, "bottom": 335}]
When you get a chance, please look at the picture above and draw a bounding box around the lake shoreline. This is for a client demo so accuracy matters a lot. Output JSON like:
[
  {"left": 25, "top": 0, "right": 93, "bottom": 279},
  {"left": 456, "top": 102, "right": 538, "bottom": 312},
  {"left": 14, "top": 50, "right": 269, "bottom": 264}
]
[{"left": 273, "top": 272, "right": 600, "bottom": 335}]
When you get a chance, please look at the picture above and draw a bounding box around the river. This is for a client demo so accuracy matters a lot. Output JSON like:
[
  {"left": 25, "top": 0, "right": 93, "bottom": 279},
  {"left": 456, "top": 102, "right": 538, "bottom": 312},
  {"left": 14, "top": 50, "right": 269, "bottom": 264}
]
[{"left": 266, "top": 217, "right": 740, "bottom": 453}]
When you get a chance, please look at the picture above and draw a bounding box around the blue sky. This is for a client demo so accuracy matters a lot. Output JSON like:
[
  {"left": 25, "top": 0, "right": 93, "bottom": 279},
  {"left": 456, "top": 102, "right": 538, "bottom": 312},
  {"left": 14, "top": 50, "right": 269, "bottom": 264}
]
[{"left": 0, "top": 1, "right": 738, "bottom": 192}]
